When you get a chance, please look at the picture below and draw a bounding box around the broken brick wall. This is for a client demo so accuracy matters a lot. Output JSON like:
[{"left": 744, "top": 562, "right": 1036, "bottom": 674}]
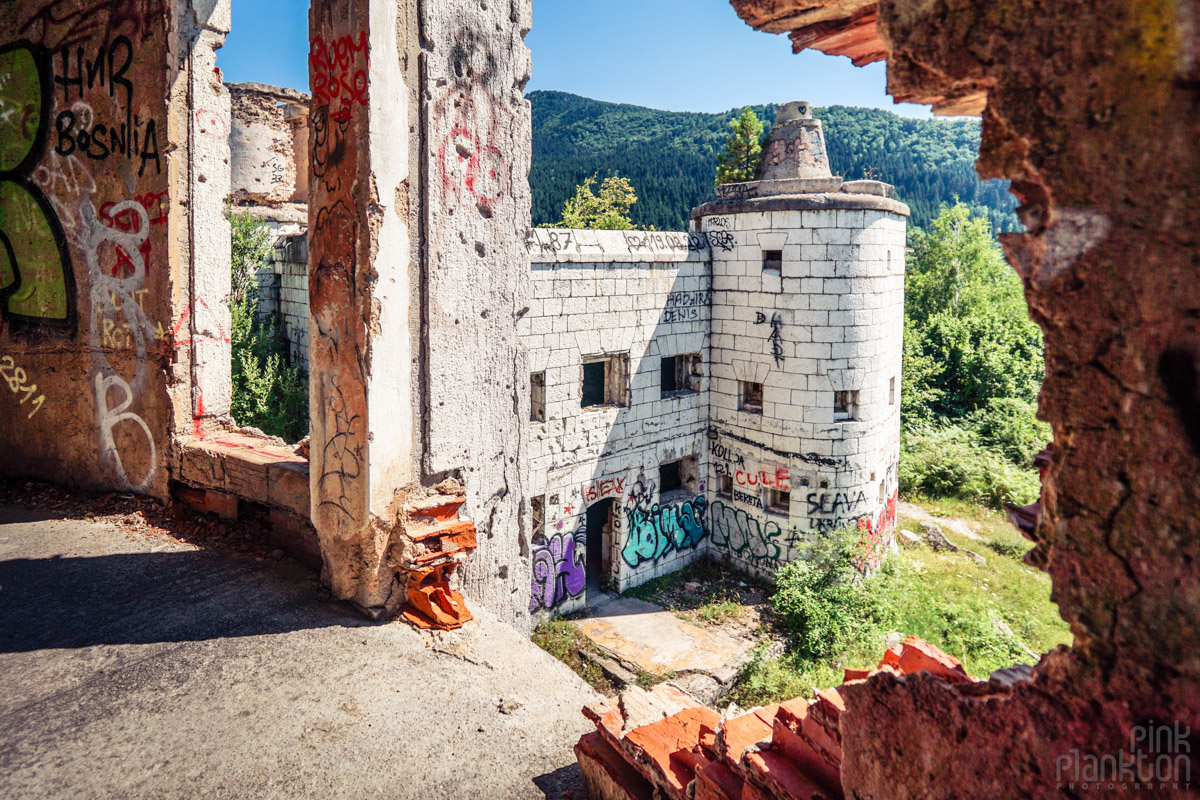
[
  {"left": 228, "top": 81, "right": 308, "bottom": 207},
  {"left": 728, "top": 0, "right": 1200, "bottom": 797},
  {"left": 0, "top": 0, "right": 230, "bottom": 497}
]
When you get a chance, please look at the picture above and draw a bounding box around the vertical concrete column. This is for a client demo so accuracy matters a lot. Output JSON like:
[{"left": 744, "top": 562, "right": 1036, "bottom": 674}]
[
  {"left": 182, "top": 0, "right": 232, "bottom": 429},
  {"left": 421, "top": 0, "right": 533, "bottom": 628},
  {"left": 307, "top": 0, "right": 416, "bottom": 616}
]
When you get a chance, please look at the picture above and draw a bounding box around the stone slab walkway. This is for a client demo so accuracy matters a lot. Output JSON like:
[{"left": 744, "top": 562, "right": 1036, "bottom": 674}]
[
  {"left": 0, "top": 506, "right": 598, "bottom": 800},
  {"left": 577, "top": 595, "right": 754, "bottom": 691}
]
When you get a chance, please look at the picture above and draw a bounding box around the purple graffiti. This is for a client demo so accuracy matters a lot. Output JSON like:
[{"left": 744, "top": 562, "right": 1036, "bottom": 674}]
[{"left": 529, "top": 526, "right": 587, "bottom": 612}]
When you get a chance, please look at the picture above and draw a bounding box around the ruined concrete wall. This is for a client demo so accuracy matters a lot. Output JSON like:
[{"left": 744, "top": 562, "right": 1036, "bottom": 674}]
[
  {"left": 422, "top": 0, "right": 534, "bottom": 628},
  {"left": 228, "top": 82, "right": 308, "bottom": 206},
  {"left": 729, "top": 1, "right": 1200, "bottom": 797},
  {"left": 522, "top": 229, "right": 713, "bottom": 615},
  {"left": 0, "top": 0, "right": 228, "bottom": 495},
  {"left": 694, "top": 199, "right": 906, "bottom": 577}
]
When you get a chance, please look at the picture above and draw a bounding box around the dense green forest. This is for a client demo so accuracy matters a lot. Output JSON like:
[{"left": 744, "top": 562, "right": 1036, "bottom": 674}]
[{"left": 530, "top": 91, "right": 1019, "bottom": 233}]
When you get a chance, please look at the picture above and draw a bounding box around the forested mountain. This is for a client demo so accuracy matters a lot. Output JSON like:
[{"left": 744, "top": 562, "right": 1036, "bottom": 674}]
[{"left": 529, "top": 90, "right": 1019, "bottom": 234}]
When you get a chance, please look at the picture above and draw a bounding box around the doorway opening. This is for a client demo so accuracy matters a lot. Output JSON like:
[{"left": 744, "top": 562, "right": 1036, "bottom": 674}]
[{"left": 586, "top": 498, "right": 616, "bottom": 594}]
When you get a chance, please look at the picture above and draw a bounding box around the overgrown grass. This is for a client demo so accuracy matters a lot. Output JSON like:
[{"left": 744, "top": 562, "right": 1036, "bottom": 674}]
[
  {"left": 624, "top": 558, "right": 763, "bottom": 628},
  {"left": 531, "top": 618, "right": 616, "bottom": 695},
  {"left": 730, "top": 514, "right": 1070, "bottom": 708}
]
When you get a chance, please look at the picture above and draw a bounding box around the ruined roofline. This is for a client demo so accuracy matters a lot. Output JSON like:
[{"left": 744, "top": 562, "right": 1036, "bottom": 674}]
[{"left": 225, "top": 81, "right": 311, "bottom": 106}]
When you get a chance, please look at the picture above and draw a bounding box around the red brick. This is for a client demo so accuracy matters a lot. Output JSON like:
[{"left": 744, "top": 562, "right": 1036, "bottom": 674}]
[
  {"left": 744, "top": 748, "right": 831, "bottom": 800},
  {"left": 843, "top": 668, "right": 872, "bottom": 683},
  {"left": 717, "top": 705, "right": 778, "bottom": 766},
  {"left": 575, "top": 732, "right": 654, "bottom": 800},
  {"left": 770, "top": 717, "right": 841, "bottom": 796},
  {"left": 622, "top": 707, "right": 721, "bottom": 800},
  {"left": 896, "top": 636, "right": 972, "bottom": 683},
  {"left": 695, "top": 761, "right": 744, "bottom": 800}
]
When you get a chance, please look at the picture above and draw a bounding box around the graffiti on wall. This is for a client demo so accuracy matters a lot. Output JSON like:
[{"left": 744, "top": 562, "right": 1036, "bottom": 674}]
[
  {"left": 583, "top": 475, "right": 626, "bottom": 507},
  {"left": 709, "top": 500, "right": 810, "bottom": 573},
  {"left": 19, "top": 0, "right": 167, "bottom": 51},
  {"left": 621, "top": 495, "right": 708, "bottom": 568},
  {"left": 435, "top": 27, "right": 507, "bottom": 213},
  {"left": 528, "top": 524, "right": 587, "bottom": 612},
  {"left": 662, "top": 290, "right": 711, "bottom": 324},
  {"left": 310, "top": 31, "right": 368, "bottom": 124},
  {"left": 0, "top": 42, "right": 76, "bottom": 329},
  {"left": 765, "top": 128, "right": 827, "bottom": 172},
  {"left": 856, "top": 492, "right": 898, "bottom": 572},
  {"left": 0, "top": 354, "right": 47, "bottom": 418}
]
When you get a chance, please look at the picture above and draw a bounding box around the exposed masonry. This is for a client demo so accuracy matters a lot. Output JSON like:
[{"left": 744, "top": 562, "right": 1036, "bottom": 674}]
[{"left": 250, "top": 101, "right": 909, "bottom": 618}]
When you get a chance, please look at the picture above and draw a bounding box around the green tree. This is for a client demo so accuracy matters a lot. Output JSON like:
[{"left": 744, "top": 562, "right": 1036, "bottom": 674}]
[
  {"left": 902, "top": 202, "right": 1043, "bottom": 421},
  {"left": 715, "top": 107, "right": 765, "bottom": 186},
  {"left": 228, "top": 208, "right": 309, "bottom": 443},
  {"left": 555, "top": 173, "right": 638, "bottom": 230}
]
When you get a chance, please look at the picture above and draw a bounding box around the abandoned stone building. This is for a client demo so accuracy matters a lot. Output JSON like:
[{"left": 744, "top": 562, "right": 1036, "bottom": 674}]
[
  {"left": 1, "top": 0, "right": 1197, "bottom": 799},
  {"left": 229, "top": 92, "right": 908, "bottom": 614}
]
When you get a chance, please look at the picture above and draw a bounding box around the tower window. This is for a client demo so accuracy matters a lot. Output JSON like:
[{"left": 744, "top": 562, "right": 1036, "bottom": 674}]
[
  {"left": 762, "top": 250, "right": 783, "bottom": 273},
  {"left": 834, "top": 390, "right": 859, "bottom": 421},
  {"left": 766, "top": 488, "right": 790, "bottom": 516},
  {"left": 740, "top": 381, "right": 764, "bottom": 414},
  {"left": 717, "top": 474, "right": 733, "bottom": 497},
  {"left": 889, "top": 377, "right": 896, "bottom": 405},
  {"left": 531, "top": 495, "right": 545, "bottom": 536}
]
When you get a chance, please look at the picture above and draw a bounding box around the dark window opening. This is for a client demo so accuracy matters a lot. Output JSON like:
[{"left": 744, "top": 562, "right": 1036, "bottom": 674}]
[
  {"left": 531, "top": 495, "right": 545, "bottom": 536},
  {"left": 718, "top": 474, "right": 733, "bottom": 497},
  {"left": 661, "top": 353, "right": 701, "bottom": 398},
  {"left": 740, "top": 381, "right": 764, "bottom": 414},
  {"left": 763, "top": 250, "right": 783, "bottom": 273},
  {"left": 834, "top": 390, "right": 859, "bottom": 421},
  {"left": 660, "top": 461, "right": 683, "bottom": 494},
  {"left": 767, "top": 488, "right": 790, "bottom": 516},
  {"left": 582, "top": 354, "right": 629, "bottom": 409},
  {"left": 581, "top": 361, "right": 606, "bottom": 408},
  {"left": 531, "top": 372, "right": 546, "bottom": 422},
  {"left": 889, "top": 377, "right": 896, "bottom": 405}
]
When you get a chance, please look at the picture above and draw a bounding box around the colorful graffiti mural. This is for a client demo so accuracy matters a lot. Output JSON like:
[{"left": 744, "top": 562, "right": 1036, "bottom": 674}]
[
  {"left": 0, "top": 41, "right": 75, "bottom": 329},
  {"left": 529, "top": 524, "right": 587, "bottom": 612},
  {"left": 621, "top": 495, "right": 708, "bottom": 568}
]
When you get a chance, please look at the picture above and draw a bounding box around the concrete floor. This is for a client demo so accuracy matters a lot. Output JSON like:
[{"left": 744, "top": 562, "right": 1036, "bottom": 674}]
[
  {"left": 0, "top": 506, "right": 598, "bottom": 800},
  {"left": 578, "top": 595, "right": 753, "bottom": 693}
]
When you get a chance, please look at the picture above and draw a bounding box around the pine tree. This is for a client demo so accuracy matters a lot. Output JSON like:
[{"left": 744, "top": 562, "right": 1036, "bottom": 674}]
[{"left": 715, "top": 108, "right": 765, "bottom": 186}]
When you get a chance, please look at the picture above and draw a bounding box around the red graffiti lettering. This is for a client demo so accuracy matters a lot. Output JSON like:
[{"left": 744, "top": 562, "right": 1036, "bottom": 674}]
[{"left": 310, "top": 32, "right": 369, "bottom": 121}]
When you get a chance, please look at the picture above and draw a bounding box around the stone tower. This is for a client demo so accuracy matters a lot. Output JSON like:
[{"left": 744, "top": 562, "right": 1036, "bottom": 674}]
[{"left": 694, "top": 101, "right": 908, "bottom": 575}]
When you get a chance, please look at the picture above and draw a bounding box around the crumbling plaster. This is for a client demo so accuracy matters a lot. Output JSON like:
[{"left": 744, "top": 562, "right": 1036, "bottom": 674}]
[{"left": 730, "top": 0, "right": 1200, "bottom": 797}]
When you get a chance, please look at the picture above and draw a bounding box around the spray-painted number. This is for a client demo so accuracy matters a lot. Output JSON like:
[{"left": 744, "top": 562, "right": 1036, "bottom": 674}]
[{"left": 0, "top": 356, "right": 46, "bottom": 418}]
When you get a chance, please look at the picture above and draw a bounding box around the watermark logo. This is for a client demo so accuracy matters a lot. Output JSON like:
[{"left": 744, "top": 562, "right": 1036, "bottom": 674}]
[{"left": 1058, "top": 721, "right": 1192, "bottom": 793}]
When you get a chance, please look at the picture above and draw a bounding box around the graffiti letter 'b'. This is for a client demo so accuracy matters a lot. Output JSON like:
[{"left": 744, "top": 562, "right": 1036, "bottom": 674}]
[{"left": 0, "top": 43, "right": 75, "bottom": 330}]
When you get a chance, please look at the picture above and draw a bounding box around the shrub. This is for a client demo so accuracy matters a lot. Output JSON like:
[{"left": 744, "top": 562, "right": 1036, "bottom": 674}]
[
  {"left": 229, "top": 208, "right": 309, "bottom": 442},
  {"left": 900, "top": 423, "right": 1041, "bottom": 509},
  {"left": 970, "top": 397, "right": 1051, "bottom": 468},
  {"left": 772, "top": 528, "right": 895, "bottom": 660}
]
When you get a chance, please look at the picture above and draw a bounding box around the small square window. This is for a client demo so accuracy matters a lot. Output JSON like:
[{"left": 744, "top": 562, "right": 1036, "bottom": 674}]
[
  {"left": 659, "top": 456, "right": 699, "bottom": 503},
  {"left": 531, "top": 372, "right": 546, "bottom": 422},
  {"left": 766, "top": 488, "right": 790, "bottom": 516},
  {"left": 740, "top": 381, "right": 764, "bottom": 414},
  {"left": 531, "top": 495, "right": 545, "bottom": 536},
  {"left": 660, "top": 461, "right": 683, "bottom": 495},
  {"left": 582, "top": 354, "right": 630, "bottom": 409},
  {"left": 834, "top": 390, "right": 859, "bottom": 421},
  {"left": 762, "top": 250, "right": 783, "bottom": 273},
  {"left": 717, "top": 474, "right": 733, "bottom": 498},
  {"left": 661, "top": 353, "right": 701, "bottom": 398}
]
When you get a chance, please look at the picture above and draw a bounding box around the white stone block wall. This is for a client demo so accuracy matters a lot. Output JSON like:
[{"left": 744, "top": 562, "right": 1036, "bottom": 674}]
[
  {"left": 696, "top": 203, "right": 907, "bottom": 579},
  {"left": 523, "top": 230, "right": 713, "bottom": 617}
]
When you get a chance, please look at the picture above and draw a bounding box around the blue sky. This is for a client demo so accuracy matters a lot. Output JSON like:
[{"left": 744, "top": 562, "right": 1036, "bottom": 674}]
[{"left": 219, "top": 0, "right": 929, "bottom": 118}]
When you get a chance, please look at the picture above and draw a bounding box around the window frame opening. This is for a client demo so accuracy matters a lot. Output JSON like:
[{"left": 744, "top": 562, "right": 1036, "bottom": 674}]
[
  {"left": 762, "top": 249, "right": 783, "bottom": 274},
  {"left": 834, "top": 389, "right": 859, "bottom": 421},
  {"left": 740, "top": 380, "right": 764, "bottom": 414},
  {"left": 581, "top": 353, "right": 630, "bottom": 410},
  {"left": 766, "top": 487, "right": 791, "bottom": 517},
  {"left": 661, "top": 353, "right": 702, "bottom": 399},
  {"left": 531, "top": 371, "right": 546, "bottom": 422}
]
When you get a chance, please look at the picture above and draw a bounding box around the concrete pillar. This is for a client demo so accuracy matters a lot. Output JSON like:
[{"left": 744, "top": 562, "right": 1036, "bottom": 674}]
[{"left": 307, "top": 0, "right": 532, "bottom": 627}]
